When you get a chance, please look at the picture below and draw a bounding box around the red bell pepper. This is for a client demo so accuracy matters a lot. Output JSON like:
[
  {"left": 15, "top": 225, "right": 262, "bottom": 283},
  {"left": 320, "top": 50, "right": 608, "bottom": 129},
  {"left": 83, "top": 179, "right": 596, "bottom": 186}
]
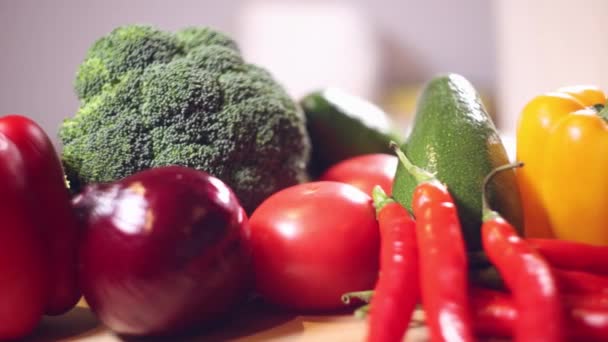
[{"left": 0, "top": 115, "right": 81, "bottom": 339}]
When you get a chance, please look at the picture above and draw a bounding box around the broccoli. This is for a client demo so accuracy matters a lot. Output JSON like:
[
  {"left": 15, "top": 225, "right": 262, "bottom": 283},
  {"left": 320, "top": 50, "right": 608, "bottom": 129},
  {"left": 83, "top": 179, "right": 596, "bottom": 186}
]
[{"left": 60, "top": 25, "right": 311, "bottom": 212}]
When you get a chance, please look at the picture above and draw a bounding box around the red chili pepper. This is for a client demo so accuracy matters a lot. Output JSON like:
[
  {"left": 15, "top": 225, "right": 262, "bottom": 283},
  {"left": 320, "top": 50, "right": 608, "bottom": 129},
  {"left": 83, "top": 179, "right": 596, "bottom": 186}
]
[
  {"left": 391, "top": 143, "right": 474, "bottom": 342},
  {"left": 471, "top": 288, "right": 608, "bottom": 342},
  {"left": 553, "top": 269, "right": 608, "bottom": 294},
  {"left": 472, "top": 263, "right": 608, "bottom": 298},
  {"left": 527, "top": 238, "right": 608, "bottom": 275},
  {"left": 563, "top": 292, "right": 608, "bottom": 310},
  {"left": 0, "top": 115, "right": 81, "bottom": 339},
  {"left": 566, "top": 304, "right": 608, "bottom": 341},
  {"left": 366, "top": 185, "right": 419, "bottom": 342},
  {"left": 481, "top": 163, "right": 565, "bottom": 342},
  {"left": 469, "top": 288, "right": 517, "bottom": 338}
]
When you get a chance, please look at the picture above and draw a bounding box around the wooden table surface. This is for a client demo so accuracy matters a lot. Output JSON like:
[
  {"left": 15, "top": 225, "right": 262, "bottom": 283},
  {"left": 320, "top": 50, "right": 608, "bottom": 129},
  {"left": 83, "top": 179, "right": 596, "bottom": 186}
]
[{"left": 24, "top": 301, "right": 430, "bottom": 342}]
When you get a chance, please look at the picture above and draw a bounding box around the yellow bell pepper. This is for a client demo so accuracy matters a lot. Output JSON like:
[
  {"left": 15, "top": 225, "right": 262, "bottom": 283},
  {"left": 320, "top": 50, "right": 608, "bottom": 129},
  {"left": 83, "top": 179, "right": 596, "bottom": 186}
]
[{"left": 516, "top": 85, "right": 608, "bottom": 245}]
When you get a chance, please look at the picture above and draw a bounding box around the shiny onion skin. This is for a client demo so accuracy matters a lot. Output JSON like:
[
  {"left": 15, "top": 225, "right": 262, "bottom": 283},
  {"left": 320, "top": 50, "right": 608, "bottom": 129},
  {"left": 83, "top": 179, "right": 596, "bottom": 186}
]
[{"left": 75, "top": 166, "right": 252, "bottom": 336}]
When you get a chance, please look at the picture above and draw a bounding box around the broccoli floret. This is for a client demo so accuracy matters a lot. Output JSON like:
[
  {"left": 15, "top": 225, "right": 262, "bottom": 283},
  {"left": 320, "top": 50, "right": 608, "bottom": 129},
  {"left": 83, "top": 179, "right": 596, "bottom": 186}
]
[{"left": 60, "top": 25, "right": 310, "bottom": 212}]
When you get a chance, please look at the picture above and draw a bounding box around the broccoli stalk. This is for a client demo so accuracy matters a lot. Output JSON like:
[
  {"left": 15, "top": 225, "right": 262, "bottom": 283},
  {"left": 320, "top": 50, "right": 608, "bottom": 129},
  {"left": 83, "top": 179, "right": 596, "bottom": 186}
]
[{"left": 60, "top": 25, "right": 310, "bottom": 212}]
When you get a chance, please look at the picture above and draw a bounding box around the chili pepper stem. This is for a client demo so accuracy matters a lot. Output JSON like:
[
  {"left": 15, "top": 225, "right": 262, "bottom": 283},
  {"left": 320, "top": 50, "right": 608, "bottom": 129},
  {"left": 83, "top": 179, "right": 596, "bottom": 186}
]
[
  {"left": 389, "top": 141, "right": 435, "bottom": 184},
  {"left": 342, "top": 290, "right": 374, "bottom": 305},
  {"left": 355, "top": 304, "right": 370, "bottom": 318},
  {"left": 481, "top": 162, "right": 524, "bottom": 222},
  {"left": 371, "top": 185, "right": 395, "bottom": 215}
]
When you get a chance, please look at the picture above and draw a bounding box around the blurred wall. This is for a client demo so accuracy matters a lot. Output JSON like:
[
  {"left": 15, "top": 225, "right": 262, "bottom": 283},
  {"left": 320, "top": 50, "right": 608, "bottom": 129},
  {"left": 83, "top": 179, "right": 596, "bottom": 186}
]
[
  {"left": 237, "top": 0, "right": 495, "bottom": 100},
  {"left": 0, "top": 0, "right": 493, "bottom": 147},
  {"left": 361, "top": 0, "right": 495, "bottom": 90},
  {"left": 495, "top": 0, "right": 608, "bottom": 133}
]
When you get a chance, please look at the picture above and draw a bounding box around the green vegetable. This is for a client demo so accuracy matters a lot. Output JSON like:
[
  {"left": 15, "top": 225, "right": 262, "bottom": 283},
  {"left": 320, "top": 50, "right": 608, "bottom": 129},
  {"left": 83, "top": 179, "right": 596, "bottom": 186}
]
[
  {"left": 300, "top": 88, "right": 402, "bottom": 174},
  {"left": 392, "top": 74, "right": 522, "bottom": 251},
  {"left": 60, "top": 25, "right": 310, "bottom": 212}
]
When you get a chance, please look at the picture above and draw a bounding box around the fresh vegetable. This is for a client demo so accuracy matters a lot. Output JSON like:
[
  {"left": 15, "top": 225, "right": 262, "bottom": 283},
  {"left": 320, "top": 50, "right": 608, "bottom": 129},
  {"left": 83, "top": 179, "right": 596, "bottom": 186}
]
[
  {"left": 0, "top": 115, "right": 81, "bottom": 339},
  {"left": 470, "top": 288, "right": 516, "bottom": 338},
  {"left": 319, "top": 154, "right": 397, "bottom": 195},
  {"left": 366, "top": 186, "right": 418, "bottom": 342},
  {"left": 248, "top": 181, "right": 380, "bottom": 311},
  {"left": 472, "top": 288, "right": 608, "bottom": 341},
  {"left": 566, "top": 302, "right": 608, "bottom": 341},
  {"left": 60, "top": 25, "right": 311, "bottom": 213},
  {"left": 481, "top": 163, "right": 564, "bottom": 341},
  {"left": 74, "top": 166, "right": 252, "bottom": 336},
  {"left": 528, "top": 238, "right": 608, "bottom": 275},
  {"left": 392, "top": 73, "right": 522, "bottom": 252},
  {"left": 300, "top": 88, "right": 402, "bottom": 174},
  {"left": 553, "top": 269, "right": 608, "bottom": 294},
  {"left": 392, "top": 143, "right": 474, "bottom": 342},
  {"left": 472, "top": 261, "right": 608, "bottom": 296},
  {"left": 516, "top": 85, "right": 608, "bottom": 244},
  {"left": 564, "top": 292, "right": 608, "bottom": 310}
]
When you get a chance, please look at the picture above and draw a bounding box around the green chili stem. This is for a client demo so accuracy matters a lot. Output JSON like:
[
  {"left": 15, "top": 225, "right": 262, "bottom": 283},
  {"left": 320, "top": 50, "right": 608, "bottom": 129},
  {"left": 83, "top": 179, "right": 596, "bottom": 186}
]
[
  {"left": 371, "top": 185, "right": 395, "bottom": 215},
  {"left": 389, "top": 141, "right": 435, "bottom": 184},
  {"left": 341, "top": 290, "right": 374, "bottom": 305},
  {"left": 481, "top": 162, "right": 524, "bottom": 222}
]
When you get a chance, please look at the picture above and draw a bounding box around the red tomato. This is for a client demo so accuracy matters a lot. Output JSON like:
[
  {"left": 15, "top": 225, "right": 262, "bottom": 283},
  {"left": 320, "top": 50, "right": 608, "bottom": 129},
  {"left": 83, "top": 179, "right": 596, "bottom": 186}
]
[
  {"left": 319, "top": 154, "right": 397, "bottom": 195},
  {"left": 248, "top": 181, "right": 380, "bottom": 311}
]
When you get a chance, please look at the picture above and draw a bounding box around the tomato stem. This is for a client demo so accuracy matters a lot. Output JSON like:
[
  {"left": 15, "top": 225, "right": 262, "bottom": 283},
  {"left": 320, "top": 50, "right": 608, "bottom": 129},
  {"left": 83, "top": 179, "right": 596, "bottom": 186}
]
[
  {"left": 389, "top": 141, "right": 435, "bottom": 184},
  {"left": 481, "top": 162, "right": 524, "bottom": 222}
]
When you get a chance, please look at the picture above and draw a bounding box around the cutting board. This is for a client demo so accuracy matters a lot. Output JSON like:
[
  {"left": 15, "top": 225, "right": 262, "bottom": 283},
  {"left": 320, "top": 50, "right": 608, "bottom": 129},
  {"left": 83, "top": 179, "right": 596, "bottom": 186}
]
[{"left": 24, "top": 301, "right": 430, "bottom": 341}]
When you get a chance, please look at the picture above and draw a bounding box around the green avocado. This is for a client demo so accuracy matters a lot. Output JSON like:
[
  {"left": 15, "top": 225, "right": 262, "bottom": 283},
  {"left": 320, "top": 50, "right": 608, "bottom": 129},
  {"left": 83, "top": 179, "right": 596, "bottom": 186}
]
[
  {"left": 300, "top": 88, "right": 402, "bottom": 175},
  {"left": 392, "top": 74, "right": 522, "bottom": 251}
]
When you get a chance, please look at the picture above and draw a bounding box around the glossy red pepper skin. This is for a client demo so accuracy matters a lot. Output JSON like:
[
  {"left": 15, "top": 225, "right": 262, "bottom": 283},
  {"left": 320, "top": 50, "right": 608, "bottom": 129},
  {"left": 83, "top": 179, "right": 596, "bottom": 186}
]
[
  {"left": 553, "top": 269, "right": 608, "bottom": 294},
  {"left": 470, "top": 288, "right": 515, "bottom": 338},
  {"left": 566, "top": 304, "right": 608, "bottom": 341},
  {"left": 482, "top": 216, "right": 565, "bottom": 341},
  {"left": 0, "top": 132, "right": 49, "bottom": 339},
  {"left": 563, "top": 292, "right": 608, "bottom": 310},
  {"left": 391, "top": 144, "right": 474, "bottom": 342},
  {"left": 472, "top": 288, "right": 608, "bottom": 342},
  {"left": 0, "top": 115, "right": 81, "bottom": 338},
  {"left": 412, "top": 180, "right": 475, "bottom": 342},
  {"left": 367, "top": 188, "right": 419, "bottom": 342},
  {"left": 528, "top": 238, "right": 608, "bottom": 275}
]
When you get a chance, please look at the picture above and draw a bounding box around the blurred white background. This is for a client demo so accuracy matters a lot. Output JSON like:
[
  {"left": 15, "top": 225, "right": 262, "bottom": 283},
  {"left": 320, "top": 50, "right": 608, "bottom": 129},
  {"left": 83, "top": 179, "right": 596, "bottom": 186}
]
[{"left": 0, "top": 0, "right": 606, "bottom": 147}]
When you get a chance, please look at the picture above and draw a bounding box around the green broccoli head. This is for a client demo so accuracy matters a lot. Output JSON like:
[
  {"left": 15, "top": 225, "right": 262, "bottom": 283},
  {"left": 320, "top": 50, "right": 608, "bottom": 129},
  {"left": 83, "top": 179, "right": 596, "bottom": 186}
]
[{"left": 61, "top": 25, "right": 310, "bottom": 212}]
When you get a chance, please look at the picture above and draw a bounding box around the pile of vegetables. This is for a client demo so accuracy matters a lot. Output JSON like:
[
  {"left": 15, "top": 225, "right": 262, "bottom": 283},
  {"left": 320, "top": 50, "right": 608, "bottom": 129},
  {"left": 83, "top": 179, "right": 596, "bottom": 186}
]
[
  {"left": 2, "top": 23, "right": 608, "bottom": 342},
  {"left": 345, "top": 81, "right": 608, "bottom": 342},
  {"left": 0, "top": 24, "right": 398, "bottom": 339}
]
